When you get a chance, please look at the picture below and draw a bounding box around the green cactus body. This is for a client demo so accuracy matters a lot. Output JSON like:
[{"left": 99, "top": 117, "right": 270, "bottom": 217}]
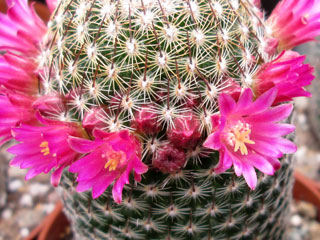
[
  {"left": 59, "top": 155, "right": 294, "bottom": 239},
  {"left": 41, "top": 0, "right": 294, "bottom": 239}
]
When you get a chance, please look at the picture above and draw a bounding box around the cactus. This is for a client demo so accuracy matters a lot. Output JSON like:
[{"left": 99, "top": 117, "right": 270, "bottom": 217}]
[
  {"left": 1, "top": 0, "right": 318, "bottom": 239},
  {"left": 38, "top": 0, "right": 293, "bottom": 239}
]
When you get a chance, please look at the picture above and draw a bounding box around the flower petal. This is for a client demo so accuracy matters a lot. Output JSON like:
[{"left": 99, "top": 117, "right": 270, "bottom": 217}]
[
  {"left": 68, "top": 136, "right": 102, "bottom": 153},
  {"left": 92, "top": 173, "right": 116, "bottom": 199},
  {"left": 241, "top": 163, "right": 257, "bottom": 190},
  {"left": 245, "top": 153, "right": 275, "bottom": 175},
  {"left": 112, "top": 165, "right": 132, "bottom": 204},
  {"left": 219, "top": 93, "right": 236, "bottom": 116},
  {"left": 51, "top": 164, "right": 66, "bottom": 187},
  {"left": 133, "top": 157, "right": 148, "bottom": 175},
  {"left": 214, "top": 148, "right": 233, "bottom": 174},
  {"left": 203, "top": 131, "right": 221, "bottom": 150},
  {"left": 241, "top": 88, "right": 278, "bottom": 115},
  {"left": 246, "top": 104, "right": 293, "bottom": 123},
  {"left": 236, "top": 88, "right": 253, "bottom": 111},
  {"left": 273, "top": 137, "right": 297, "bottom": 154}
]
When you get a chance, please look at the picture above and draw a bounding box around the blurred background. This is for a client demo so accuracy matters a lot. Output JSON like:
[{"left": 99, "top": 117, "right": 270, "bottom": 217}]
[{"left": 0, "top": 0, "right": 320, "bottom": 239}]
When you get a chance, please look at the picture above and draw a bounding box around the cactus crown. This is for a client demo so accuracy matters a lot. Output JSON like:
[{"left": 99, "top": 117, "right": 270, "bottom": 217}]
[{"left": 42, "top": 0, "right": 268, "bottom": 165}]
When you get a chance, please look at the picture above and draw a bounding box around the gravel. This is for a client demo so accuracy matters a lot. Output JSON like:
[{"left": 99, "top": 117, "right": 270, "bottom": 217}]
[{"left": 0, "top": 145, "right": 59, "bottom": 240}]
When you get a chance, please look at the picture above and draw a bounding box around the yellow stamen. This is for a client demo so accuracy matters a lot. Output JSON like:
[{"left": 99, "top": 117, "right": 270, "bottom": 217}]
[
  {"left": 104, "top": 150, "right": 126, "bottom": 171},
  {"left": 302, "top": 14, "right": 309, "bottom": 24},
  {"left": 40, "top": 141, "right": 50, "bottom": 156},
  {"left": 233, "top": 129, "right": 255, "bottom": 155}
]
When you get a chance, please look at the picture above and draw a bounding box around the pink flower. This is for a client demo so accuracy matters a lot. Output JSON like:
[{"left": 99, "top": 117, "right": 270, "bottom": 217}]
[
  {"left": 0, "top": 53, "right": 38, "bottom": 94},
  {"left": 0, "top": 91, "right": 36, "bottom": 145},
  {"left": 46, "top": 0, "right": 58, "bottom": 13},
  {"left": 68, "top": 129, "right": 148, "bottom": 203},
  {"left": 8, "top": 120, "right": 85, "bottom": 186},
  {"left": 203, "top": 88, "right": 296, "bottom": 189},
  {"left": 167, "top": 112, "right": 201, "bottom": 149},
  {"left": 253, "top": 50, "right": 314, "bottom": 105},
  {"left": 0, "top": 0, "right": 47, "bottom": 56},
  {"left": 267, "top": 0, "right": 320, "bottom": 50}
]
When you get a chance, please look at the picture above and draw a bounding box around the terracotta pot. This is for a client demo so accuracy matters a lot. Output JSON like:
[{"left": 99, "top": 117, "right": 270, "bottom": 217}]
[
  {"left": 293, "top": 171, "right": 320, "bottom": 221},
  {"left": 24, "top": 171, "right": 320, "bottom": 240},
  {"left": 25, "top": 201, "right": 70, "bottom": 240}
]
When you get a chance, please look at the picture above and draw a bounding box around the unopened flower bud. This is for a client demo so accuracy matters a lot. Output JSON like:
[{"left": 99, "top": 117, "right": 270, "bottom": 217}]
[
  {"left": 184, "top": 94, "right": 200, "bottom": 108},
  {"left": 82, "top": 107, "right": 107, "bottom": 132},
  {"left": 153, "top": 145, "right": 186, "bottom": 173},
  {"left": 167, "top": 112, "right": 201, "bottom": 149},
  {"left": 221, "top": 78, "right": 241, "bottom": 101},
  {"left": 263, "top": 38, "right": 279, "bottom": 56},
  {"left": 131, "top": 106, "right": 160, "bottom": 135}
]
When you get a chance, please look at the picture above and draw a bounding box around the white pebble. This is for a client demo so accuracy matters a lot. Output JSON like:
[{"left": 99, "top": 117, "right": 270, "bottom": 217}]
[
  {"left": 298, "top": 114, "right": 307, "bottom": 125},
  {"left": 290, "top": 214, "right": 302, "bottom": 227},
  {"left": 8, "top": 168, "right": 27, "bottom": 178},
  {"left": 29, "top": 183, "right": 50, "bottom": 197},
  {"left": 1, "top": 209, "right": 12, "bottom": 219},
  {"left": 20, "top": 228, "right": 30, "bottom": 237},
  {"left": 294, "top": 97, "right": 309, "bottom": 110},
  {"left": 8, "top": 179, "right": 23, "bottom": 192},
  {"left": 43, "top": 203, "right": 55, "bottom": 214},
  {"left": 20, "top": 194, "right": 33, "bottom": 207},
  {"left": 295, "top": 146, "right": 307, "bottom": 164}
]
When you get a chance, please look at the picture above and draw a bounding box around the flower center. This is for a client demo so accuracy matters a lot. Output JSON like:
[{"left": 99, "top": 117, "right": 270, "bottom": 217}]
[
  {"left": 40, "top": 141, "right": 50, "bottom": 156},
  {"left": 226, "top": 121, "right": 255, "bottom": 155},
  {"left": 302, "top": 14, "right": 309, "bottom": 25},
  {"left": 103, "top": 150, "right": 126, "bottom": 171}
]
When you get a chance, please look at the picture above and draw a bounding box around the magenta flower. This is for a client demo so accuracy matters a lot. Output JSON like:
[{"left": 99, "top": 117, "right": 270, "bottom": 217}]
[
  {"left": 8, "top": 119, "right": 85, "bottom": 186},
  {"left": 0, "top": 53, "right": 38, "bottom": 94},
  {"left": 253, "top": 50, "right": 314, "bottom": 105},
  {"left": 68, "top": 129, "right": 148, "bottom": 203},
  {"left": 203, "top": 88, "right": 296, "bottom": 189},
  {"left": 46, "top": 0, "right": 58, "bottom": 13},
  {"left": 0, "top": 0, "right": 47, "bottom": 56},
  {"left": 267, "top": 0, "right": 320, "bottom": 50},
  {"left": 0, "top": 91, "right": 36, "bottom": 145}
]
